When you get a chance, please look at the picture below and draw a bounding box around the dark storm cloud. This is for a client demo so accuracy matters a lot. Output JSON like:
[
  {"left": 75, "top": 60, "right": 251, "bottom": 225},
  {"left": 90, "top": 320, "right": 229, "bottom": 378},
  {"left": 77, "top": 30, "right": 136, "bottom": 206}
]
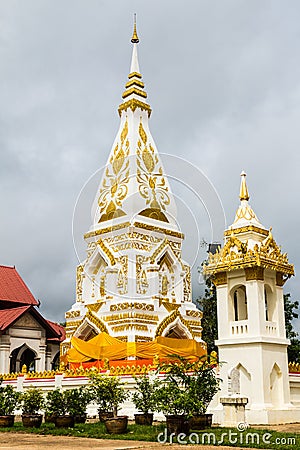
[{"left": 1, "top": 0, "right": 299, "bottom": 331}]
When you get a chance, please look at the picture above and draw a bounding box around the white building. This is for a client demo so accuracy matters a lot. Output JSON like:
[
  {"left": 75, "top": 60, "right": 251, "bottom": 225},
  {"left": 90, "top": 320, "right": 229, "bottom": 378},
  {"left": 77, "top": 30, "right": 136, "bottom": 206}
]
[
  {"left": 205, "top": 173, "right": 300, "bottom": 424},
  {"left": 0, "top": 265, "right": 64, "bottom": 374},
  {"left": 61, "top": 22, "right": 204, "bottom": 359}
]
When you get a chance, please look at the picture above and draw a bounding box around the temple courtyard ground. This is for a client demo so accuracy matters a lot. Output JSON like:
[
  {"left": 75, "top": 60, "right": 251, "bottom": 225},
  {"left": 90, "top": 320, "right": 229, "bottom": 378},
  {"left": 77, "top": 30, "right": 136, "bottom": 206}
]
[{"left": 0, "top": 424, "right": 298, "bottom": 450}]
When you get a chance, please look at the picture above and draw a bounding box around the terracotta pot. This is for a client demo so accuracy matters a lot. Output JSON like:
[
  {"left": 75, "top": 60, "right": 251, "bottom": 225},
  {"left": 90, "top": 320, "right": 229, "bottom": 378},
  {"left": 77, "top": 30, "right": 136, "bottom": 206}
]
[
  {"left": 74, "top": 413, "right": 87, "bottom": 424},
  {"left": 166, "top": 415, "right": 190, "bottom": 435},
  {"left": 134, "top": 413, "right": 153, "bottom": 426},
  {"left": 55, "top": 415, "right": 75, "bottom": 428},
  {"left": 189, "top": 413, "right": 213, "bottom": 430},
  {"left": 104, "top": 416, "right": 128, "bottom": 434},
  {"left": 98, "top": 410, "right": 114, "bottom": 422},
  {"left": 0, "top": 415, "right": 15, "bottom": 427},
  {"left": 22, "top": 414, "right": 43, "bottom": 428},
  {"left": 44, "top": 413, "right": 57, "bottom": 423}
]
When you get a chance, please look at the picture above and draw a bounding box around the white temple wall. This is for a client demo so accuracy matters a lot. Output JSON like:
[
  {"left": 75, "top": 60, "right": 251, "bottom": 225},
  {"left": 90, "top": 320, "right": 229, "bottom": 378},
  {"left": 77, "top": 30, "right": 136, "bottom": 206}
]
[{"left": 2, "top": 372, "right": 300, "bottom": 423}]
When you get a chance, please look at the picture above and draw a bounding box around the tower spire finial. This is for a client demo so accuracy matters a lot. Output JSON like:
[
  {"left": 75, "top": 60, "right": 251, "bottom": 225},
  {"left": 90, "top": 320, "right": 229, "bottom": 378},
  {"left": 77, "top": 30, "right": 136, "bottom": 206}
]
[
  {"left": 240, "top": 171, "right": 250, "bottom": 201},
  {"left": 131, "top": 13, "right": 139, "bottom": 43}
]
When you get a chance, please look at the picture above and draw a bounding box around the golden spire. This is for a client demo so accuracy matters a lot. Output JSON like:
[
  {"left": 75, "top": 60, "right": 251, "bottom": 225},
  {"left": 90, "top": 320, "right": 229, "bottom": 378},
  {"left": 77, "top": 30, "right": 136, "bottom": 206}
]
[
  {"left": 118, "top": 15, "right": 151, "bottom": 117},
  {"left": 239, "top": 171, "right": 249, "bottom": 201},
  {"left": 131, "top": 13, "right": 139, "bottom": 43}
]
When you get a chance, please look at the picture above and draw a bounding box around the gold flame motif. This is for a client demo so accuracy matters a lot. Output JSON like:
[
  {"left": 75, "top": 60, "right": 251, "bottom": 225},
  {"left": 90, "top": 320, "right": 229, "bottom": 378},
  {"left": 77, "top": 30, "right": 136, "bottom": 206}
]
[
  {"left": 136, "top": 120, "right": 170, "bottom": 220},
  {"left": 98, "top": 119, "right": 130, "bottom": 222}
]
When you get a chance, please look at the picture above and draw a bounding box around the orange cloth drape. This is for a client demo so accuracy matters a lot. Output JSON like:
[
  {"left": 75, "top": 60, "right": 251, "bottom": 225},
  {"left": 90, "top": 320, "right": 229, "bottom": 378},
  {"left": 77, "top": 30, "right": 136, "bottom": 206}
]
[{"left": 66, "top": 332, "right": 206, "bottom": 363}]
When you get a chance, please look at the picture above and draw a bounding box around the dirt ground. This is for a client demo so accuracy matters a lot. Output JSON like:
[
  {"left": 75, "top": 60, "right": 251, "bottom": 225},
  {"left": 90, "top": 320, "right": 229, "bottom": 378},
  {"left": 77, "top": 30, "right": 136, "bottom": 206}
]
[
  {"left": 0, "top": 433, "right": 260, "bottom": 450},
  {"left": 0, "top": 424, "right": 298, "bottom": 450}
]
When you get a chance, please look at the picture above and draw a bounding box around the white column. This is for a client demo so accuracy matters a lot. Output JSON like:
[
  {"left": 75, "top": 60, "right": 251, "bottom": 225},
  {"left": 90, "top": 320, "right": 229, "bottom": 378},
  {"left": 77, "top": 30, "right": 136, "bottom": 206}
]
[{"left": 0, "top": 339, "right": 11, "bottom": 374}]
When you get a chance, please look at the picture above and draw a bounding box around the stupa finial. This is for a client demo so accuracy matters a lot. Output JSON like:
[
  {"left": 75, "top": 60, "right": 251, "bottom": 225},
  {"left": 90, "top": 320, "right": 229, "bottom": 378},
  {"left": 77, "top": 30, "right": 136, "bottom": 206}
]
[
  {"left": 131, "top": 13, "right": 139, "bottom": 43},
  {"left": 240, "top": 171, "right": 250, "bottom": 202}
]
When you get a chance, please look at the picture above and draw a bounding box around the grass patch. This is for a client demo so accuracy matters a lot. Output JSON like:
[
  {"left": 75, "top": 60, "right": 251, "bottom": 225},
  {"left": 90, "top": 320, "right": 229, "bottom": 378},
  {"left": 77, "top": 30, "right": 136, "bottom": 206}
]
[{"left": 0, "top": 422, "right": 299, "bottom": 449}]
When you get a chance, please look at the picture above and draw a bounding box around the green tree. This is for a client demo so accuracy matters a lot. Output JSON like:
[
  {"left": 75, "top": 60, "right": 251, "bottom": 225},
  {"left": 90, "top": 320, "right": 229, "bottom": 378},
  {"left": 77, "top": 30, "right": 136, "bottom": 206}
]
[
  {"left": 284, "top": 293, "right": 300, "bottom": 363},
  {"left": 197, "top": 276, "right": 218, "bottom": 354}
]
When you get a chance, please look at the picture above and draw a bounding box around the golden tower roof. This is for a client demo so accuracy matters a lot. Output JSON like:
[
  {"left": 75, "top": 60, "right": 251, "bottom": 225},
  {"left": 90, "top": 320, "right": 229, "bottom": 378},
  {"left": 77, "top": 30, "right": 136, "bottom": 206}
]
[
  {"left": 92, "top": 19, "right": 177, "bottom": 227},
  {"left": 232, "top": 171, "right": 263, "bottom": 229},
  {"left": 118, "top": 16, "right": 151, "bottom": 117}
]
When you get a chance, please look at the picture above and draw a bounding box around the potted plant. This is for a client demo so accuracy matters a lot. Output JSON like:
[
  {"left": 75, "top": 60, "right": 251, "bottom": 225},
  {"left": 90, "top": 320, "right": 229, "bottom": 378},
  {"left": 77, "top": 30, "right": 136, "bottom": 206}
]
[
  {"left": 89, "top": 374, "right": 128, "bottom": 434},
  {"left": 132, "top": 373, "right": 160, "bottom": 425},
  {"left": 46, "top": 388, "right": 89, "bottom": 428},
  {"left": 155, "top": 377, "right": 192, "bottom": 435},
  {"left": 21, "top": 387, "right": 44, "bottom": 428},
  {"left": 0, "top": 385, "right": 21, "bottom": 427},
  {"left": 65, "top": 387, "right": 91, "bottom": 424},
  {"left": 187, "top": 356, "right": 220, "bottom": 430},
  {"left": 157, "top": 355, "right": 220, "bottom": 432},
  {"left": 87, "top": 374, "right": 114, "bottom": 422}
]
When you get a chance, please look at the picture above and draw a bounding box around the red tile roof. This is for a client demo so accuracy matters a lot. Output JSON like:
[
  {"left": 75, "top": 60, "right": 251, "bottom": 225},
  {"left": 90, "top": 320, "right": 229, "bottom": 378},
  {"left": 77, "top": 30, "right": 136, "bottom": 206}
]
[
  {"left": 46, "top": 320, "right": 66, "bottom": 342},
  {"left": 0, "top": 265, "right": 38, "bottom": 305},
  {"left": 0, "top": 305, "right": 64, "bottom": 342},
  {"left": 0, "top": 305, "right": 31, "bottom": 331}
]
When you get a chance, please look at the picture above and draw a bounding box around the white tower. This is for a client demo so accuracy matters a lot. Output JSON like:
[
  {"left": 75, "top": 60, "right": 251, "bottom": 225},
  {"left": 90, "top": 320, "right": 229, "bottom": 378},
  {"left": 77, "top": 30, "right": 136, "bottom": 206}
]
[
  {"left": 205, "top": 172, "right": 298, "bottom": 424},
  {"left": 62, "top": 22, "right": 204, "bottom": 353}
]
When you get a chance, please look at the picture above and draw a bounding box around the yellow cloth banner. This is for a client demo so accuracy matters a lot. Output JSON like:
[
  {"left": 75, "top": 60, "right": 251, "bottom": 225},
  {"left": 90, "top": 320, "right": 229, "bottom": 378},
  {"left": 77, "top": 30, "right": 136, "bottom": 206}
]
[{"left": 67, "top": 332, "right": 206, "bottom": 362}]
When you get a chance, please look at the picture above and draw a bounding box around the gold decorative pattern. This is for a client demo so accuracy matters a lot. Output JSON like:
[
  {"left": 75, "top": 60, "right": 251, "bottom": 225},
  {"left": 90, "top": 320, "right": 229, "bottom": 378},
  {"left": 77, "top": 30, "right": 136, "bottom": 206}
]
[
  {"left": 65, "top": 319, "right": 83, "bottom": 329},
  {"left": 122, "top": 86, "right": 147, "bottom": 99},
  {"left": 76, "top": 265, "right": 84, "bottom": 302},
  {"left": 103, "top": 231, "right": 161, "bottom": 253},
  {"left": 98, "top": 119, "right": 130, "bottom": 222},
  {"left": 116, "top": 336, "right": 128, "bottom": 342},
  {"left": 84, "top": 222, "right": 131, "bottom": 239},
  {"left": 103, "top": 312, "right": 158, "bottom": 326},
  {"left": 125, "top": 79, "right": 144, "bottom": 89},
  {"left": 183, "top": 264, "right": 191, "bottom": 302},
  {"left": 111, "top": 324, "right": 148, "bottom": 332},
  {"left": 87, "top": 302, "right": 104, "bottom": 313},
  {"left": 104, "top": 312, "right": 158, "bottom": 323},
  {"left": 150, "top": 238, "right": 169, "bottom": 264},
  {"left": 288, "top": 362, "right": 300, "bottom": 373},
  {"left": 135, "top": 335, "right": 152, "bottom": 342},
  {"left": 134, "top": 221, "right": 184, "bottom": 239},
  {"left": 65, "top": 310, "right": 81, "bottom": 319},
  {"left": 97, "top": 239, "right": 116, "bottom": 266},
  {"left": 205, "top": 232, "right": 294, "bottom": 281},
  {"left": 85, "top": 311, "right": 108, "bottom": 334},
  {"left": 224, "top": 225, "right": 269, "bottom": 237},
  {"left": 87, "top": 241, "right": 97, "bottom": 258},
  {"left": 128, "top": 71, "right": 142, "bottom": 79},
  {"left": 136, "top": 255, "right": 149, "bottom": 294},
  {"left": 161, "top": 302, "right": 180, "bottom": 313},
  {"left": 110, "top": 302, "right": 154, "bottom": 312},
  {"left": 186, "top": 309, "right": 203, "bottom": 319},
  {"left": 116, "top": 255, "right": 128, "bottom": 294},
  {"left": 212, "top": 272, "right": 227, "bottom": 286},
  {"left": 245, "top": 266, "right": 264, "bottom": 281},
  {"left": 155, "top": 310, "right": 195, "bottom": 338},
  {"left": 136, "top": 120, "right": 170, "bottom": 220},
  {"left": 234, "top": 204, "right": 259, "bottom": 223},
  {"left": 118, "top": 99, "right": 151, "bottom": 117}
]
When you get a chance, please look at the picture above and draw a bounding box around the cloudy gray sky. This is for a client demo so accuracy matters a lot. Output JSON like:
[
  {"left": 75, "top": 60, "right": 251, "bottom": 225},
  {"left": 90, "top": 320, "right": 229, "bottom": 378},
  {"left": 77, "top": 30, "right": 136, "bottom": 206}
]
[{"left": 1, "top": 1, "right": 300, "bottom": 332}]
